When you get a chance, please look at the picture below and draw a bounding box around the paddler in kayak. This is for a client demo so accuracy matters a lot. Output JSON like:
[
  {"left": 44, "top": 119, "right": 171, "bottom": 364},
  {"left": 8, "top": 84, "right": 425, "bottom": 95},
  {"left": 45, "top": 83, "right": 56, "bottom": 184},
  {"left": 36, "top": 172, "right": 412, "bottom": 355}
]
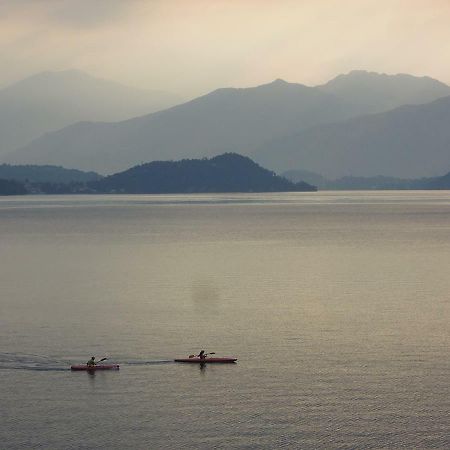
[
  {"left": 87, "top": 356, "right": 96, "bottom": 367},
  {"left": 198, "top": 350, "right": 206, "bottom": 360}
]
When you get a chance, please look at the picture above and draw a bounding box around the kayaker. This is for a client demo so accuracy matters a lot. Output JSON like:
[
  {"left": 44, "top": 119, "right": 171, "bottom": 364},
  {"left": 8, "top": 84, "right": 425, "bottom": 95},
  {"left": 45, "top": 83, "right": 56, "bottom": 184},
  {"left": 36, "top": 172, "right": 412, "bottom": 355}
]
[
  {"left": 198, "top": 350, "right": 206, "bottom": 360},
  {"left": 87, "top": 356, "right": 96, "bottom": 367}
]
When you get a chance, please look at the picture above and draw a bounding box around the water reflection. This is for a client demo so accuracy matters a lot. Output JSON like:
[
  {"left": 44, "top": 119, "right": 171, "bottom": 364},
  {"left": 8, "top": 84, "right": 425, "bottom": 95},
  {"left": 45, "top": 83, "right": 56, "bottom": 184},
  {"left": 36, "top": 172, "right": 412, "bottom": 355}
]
[{"left": 191, "top": 279, "right": 220, "bottom": 313}]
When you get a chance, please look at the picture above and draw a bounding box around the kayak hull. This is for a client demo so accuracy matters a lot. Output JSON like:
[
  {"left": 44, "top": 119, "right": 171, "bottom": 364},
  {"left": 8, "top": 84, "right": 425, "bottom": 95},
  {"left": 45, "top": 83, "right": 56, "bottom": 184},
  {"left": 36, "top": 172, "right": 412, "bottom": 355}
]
[
  {"left": 71, "top": 364, "right": 120, "bottom": 371},
  {"left": 174, "top": 357, "right": 237, "bottom": 364}
]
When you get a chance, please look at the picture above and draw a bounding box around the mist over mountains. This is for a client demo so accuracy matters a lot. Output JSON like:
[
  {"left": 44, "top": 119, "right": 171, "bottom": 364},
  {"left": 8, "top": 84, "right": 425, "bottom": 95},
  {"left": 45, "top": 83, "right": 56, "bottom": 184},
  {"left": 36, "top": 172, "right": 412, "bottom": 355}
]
[
  {"left": 254, "top": 95, "right": 450, "bottom": 178},
  {"left": 2, "top": 70, "right": 450, "bottom": 178},
  {"left": 282, "top": 169, "right": 450, "bottom": 190},
  {"left": 0, "top": 70, "right": 182, "bottom": 157},
  {"left": 318, "top": 70, "right": 450, "bottom": 113},
  {"left": 5, "top": 78, "right": 363, "bottom": 173}
]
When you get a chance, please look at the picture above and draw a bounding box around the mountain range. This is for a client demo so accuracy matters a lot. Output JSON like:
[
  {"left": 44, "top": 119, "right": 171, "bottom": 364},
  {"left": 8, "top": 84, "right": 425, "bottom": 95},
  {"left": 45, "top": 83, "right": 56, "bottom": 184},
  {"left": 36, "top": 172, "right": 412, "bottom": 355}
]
[
  {"left": 255, "top": 94, "right": 450, "bottom": 178},
  {"left": 4, "top": 77, "right": 363, "bottom": 173},
  {"left": 283, "top": 169, "right": 450, "bottom": 190},
  {"left": 317, "top": 70, "right": 450, "bottom": 113},
  {"left": 2, "top": 70, "right": 450, "bottom": 178},
  {"left": 0, "top": 70, "right": 182, "bottom": 157}
]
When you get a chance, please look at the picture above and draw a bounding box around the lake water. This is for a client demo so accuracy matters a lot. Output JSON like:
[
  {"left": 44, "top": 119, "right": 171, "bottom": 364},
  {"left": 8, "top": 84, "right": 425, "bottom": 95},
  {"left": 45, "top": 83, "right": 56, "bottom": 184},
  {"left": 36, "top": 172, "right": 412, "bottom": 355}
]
[{"left": 1, "top": 192, "right": 449, "bottom": 449}]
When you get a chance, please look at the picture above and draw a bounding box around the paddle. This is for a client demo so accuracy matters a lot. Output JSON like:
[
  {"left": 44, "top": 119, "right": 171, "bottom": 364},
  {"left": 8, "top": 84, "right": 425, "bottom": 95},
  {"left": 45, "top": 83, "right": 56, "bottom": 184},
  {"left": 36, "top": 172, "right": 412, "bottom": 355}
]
[
  {"left": 188, "top": 352, "right": 216, "bottom": 358},
  {"left": 87, "top": 357, "right": 108, "bottom": 366}
]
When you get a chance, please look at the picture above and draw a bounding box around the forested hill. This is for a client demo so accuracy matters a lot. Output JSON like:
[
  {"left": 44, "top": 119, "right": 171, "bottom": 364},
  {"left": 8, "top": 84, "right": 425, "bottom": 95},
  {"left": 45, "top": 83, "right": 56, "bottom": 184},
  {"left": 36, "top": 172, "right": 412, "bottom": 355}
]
[
  {"left": 92, "top": 153, "right": 317, "bottom": 193},
  {"left": 0, "top": 179, "right": 27, "bottom": 195},
  {"left": 0, "top": 164, "right": 101, "bottom": 183}
]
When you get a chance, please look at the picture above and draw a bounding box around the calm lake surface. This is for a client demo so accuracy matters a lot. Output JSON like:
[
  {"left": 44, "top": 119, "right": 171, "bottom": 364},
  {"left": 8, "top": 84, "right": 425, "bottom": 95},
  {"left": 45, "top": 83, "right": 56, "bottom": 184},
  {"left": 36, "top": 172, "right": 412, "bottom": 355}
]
[{"left": 1, "top": 191, "right": 449, "bottom": 449}]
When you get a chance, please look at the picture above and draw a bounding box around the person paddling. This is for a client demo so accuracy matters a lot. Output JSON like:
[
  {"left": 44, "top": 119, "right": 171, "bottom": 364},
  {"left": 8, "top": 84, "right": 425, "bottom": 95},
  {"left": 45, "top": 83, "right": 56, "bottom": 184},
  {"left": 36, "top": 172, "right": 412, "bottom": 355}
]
[
  {"left": 198, "top": 350, "right": 206, "bottom": 360},
  {"left": 87, "top": 356, "right": 96, "bottom": 367}
]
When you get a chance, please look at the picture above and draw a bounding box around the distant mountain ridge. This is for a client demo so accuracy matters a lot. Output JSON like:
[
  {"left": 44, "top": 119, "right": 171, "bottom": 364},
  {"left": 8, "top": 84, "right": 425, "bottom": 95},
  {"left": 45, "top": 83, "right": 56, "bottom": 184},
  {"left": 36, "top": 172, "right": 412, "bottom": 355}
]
[
  {"left": 5, "top": 78, "right": 362, "bottom": 173},
  {"left": 0, "top": 70, "right": 182, "bottom": 156},
  {"left": 283, "top": 169, "right": 450, "bottom": 190},
  {"left": 318, "top": 70, "right": 450, "bottom": 113},
  {"left": 255, "top": 94, "right": 450, "bottom": 178},
  {"left": 91, "top": 153, "right": 317, "bottom": 193},
  {"left": 4, "top": 70, "right": 450, "bottom": 177}
]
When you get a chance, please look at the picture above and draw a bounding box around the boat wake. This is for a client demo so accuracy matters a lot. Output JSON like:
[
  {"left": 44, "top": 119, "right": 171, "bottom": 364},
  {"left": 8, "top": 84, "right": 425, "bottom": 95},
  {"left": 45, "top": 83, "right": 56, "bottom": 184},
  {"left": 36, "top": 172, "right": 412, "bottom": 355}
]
[
  {"left": 0, "top": 352, "right": 68, "bottom": 371},
  {"left": 0, "top": 353, "right": 174, "bottom": 371},
  {"left": 122, "top": 359, "right": 174, "bottom": 366}
]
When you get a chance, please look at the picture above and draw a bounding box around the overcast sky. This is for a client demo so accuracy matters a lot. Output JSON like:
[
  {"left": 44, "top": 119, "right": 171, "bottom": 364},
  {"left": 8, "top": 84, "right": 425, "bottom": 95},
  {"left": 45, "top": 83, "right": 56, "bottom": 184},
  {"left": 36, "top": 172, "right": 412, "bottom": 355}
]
[{"left": 1, "top": 0, "right": 450, "bottom": 97}]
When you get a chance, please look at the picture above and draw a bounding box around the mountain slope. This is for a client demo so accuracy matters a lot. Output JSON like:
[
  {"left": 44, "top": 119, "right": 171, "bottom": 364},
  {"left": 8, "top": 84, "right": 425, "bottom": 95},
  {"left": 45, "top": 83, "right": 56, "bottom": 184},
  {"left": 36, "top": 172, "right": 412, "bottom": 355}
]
[
  {"left": 254, "top": 95, "right": 450, "bottom": 178},
  {"left": 0, "top": 164, "right": 101, "bottom": 183},
  {"left": 318, "top": 70, "right": 450, "bottom": 113},
  {"left": 4, "top": 79, "right": 364, "bottom": 173},
  {"left": 6, "top": 71, "right": 450, "bottom": 175},
  {"left": 0, "top": 70, "right": 182, "bottom": 156},
  {"left": 92, "top": 153, "right": 316, "bottom": 193},
  {"left": 418, "top": 171, "right": 450, "bottom": 189},
  {"left": 283, "top": 171, "right": 450, "bottom": 190}
]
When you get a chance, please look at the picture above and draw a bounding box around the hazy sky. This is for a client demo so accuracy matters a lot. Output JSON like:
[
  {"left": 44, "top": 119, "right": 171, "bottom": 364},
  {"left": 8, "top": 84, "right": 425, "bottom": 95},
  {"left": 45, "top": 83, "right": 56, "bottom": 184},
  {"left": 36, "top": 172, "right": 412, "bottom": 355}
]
[{"left": 1, "top": 0, "right": 450, "bottom": 96}]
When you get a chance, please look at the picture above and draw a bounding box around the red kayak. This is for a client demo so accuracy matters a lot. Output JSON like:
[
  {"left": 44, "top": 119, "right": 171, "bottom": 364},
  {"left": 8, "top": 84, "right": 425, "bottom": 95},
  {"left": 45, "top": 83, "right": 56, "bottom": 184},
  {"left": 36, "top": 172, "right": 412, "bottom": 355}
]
[
  {"left": 174, "top": 357, "right": 237, "bottom": 364},
  {"left": 71, "top": 364, "right": 120, "bottom": 371}
]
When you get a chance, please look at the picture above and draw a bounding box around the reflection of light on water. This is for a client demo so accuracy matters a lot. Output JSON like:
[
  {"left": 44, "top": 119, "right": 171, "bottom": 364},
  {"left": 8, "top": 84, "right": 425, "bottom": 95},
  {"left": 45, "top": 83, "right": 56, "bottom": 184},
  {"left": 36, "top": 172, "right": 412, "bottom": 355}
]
[{"left": 191, "top": 279, "right": 220, "bottom": 312}]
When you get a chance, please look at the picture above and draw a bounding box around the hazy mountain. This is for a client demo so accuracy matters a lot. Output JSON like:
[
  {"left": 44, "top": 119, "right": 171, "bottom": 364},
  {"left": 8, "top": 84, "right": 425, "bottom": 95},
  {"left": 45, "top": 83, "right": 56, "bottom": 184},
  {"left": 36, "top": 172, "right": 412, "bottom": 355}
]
[
  {"left": 281, "top": 169, "right": 398, "bottom": 190},
  {"left": 91, "top": 153, "right": 316, "bottom": 193},
  {"left": 418, "top": 171, "right": 450, "bottom": 189},
  {"left": 255, "top": 95, "right": 450, "bottom": 178},
  {"left": 323, "top": 174, "right": 450, "bottom": 190},
  {"left": 283, "top": 172, "right": 450, "bottom": 190},
  {"left": 283, "top": 167, "right": 450, "bottom": 190},
  {"left": 4, "top": 79, "right": 364, "bottom": 173},
  {"left": 281, "top": 169, "right": 328, "bottom": 188},
  {"left": 318, "top": 70, "right": 450, "bottom": 113},
  {"left": 0, "top": 70, "right": 182, "bottom": 156},
  {"left": 6, "top": 71, "right": 450, "bottom": 175},
  {"left": 0, "top": 164, "right": 101, "bottom": 183}
]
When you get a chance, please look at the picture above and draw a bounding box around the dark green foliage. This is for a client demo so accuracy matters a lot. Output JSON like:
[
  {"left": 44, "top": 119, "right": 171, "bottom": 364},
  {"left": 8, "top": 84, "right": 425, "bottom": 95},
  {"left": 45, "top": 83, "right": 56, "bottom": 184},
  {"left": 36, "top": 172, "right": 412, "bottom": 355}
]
[
  {"left": 0, "top": 179, "right": 27, "bottom": 195},
  {"left": 0, "top": 164, "right": 101, "bottom": 183},
  {"left": 29, "top": 182, "right": 96, "bottom": 194},
  {"left": 92, "top": 153, "right": 317, "bottom": 193}
]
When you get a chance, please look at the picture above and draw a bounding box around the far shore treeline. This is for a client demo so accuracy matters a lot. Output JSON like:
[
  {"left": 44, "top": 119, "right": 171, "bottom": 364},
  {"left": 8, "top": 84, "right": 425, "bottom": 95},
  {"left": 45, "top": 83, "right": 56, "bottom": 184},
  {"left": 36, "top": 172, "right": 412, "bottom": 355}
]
[
  {"left": 0, "top": 154, "right": 317, "bottom": 195},
  {"left": 1, "top": 153, "right": 450, "bottom": 196}
]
